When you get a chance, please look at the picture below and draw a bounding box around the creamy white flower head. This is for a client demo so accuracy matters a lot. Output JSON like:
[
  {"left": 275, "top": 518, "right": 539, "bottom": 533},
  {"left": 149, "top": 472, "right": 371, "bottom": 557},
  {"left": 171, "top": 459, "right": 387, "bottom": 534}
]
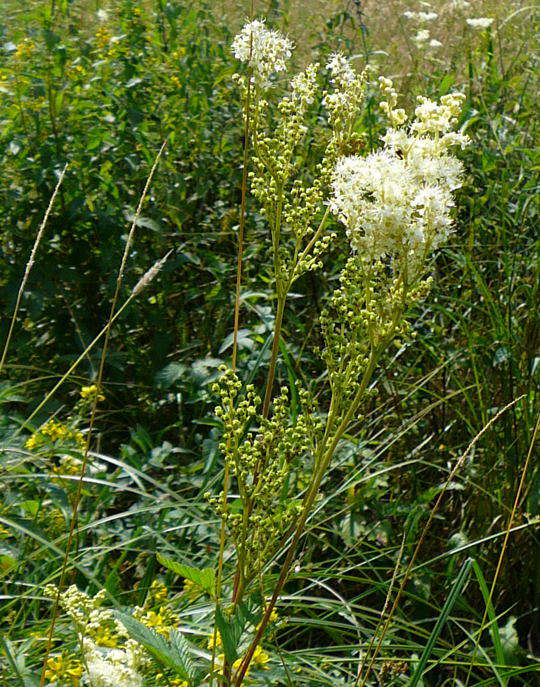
[
  {"left": 411, "top": 93, "right": 465, "bottom": 135},
  {"left": 450, "top": 0, "right": 471, "bottom": 8},
  {"left": 84, "top": 642, "right": 144, "bottom": 687},
  {"left": 96, "top": 9, "right": 108, "bottom": 22},
  {"left": 404, "top": 10, "right": 438, "bottom": 22},
  {"left": 331, "top": 88, "right": 468, "bottom": 265},
  {"left": 326, "top": 53, "right": 356, "bottom": 87},
  {"left": 414, "top": 29, "right": 431, "bottom": 45},
  {"left": 232, "top": 19, "right": 293, "bottom": 85},
  {"left": 428, "top": 39, "right": 442, "bottom": 49},
  {"left": 466, "top": 17, "right": 494, "bottom": 29}
]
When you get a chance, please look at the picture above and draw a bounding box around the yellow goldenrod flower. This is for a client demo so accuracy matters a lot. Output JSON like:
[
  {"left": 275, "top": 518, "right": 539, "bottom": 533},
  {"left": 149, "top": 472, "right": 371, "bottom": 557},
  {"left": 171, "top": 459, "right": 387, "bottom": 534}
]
[
  {"left": 44, "top": 654, "right": 83, "bottom": 685},
  {"left": 92, "top": 626, "right": 118, "bottom": 647},
  {"left": 252, "top": 645, "right": 270, "bottom": 669},
  {"left": 95, "top": 27, "right": 112, "bottom": 50},
  {"left": 25, "top": 433, "right": 40, "bottom": 450},
  {"left": 182, "top": 577, "right": 199, "bottom": 601},
  {"left": 14, "top": 38, "right": 35, "bottom": 60},
  {"left": 80, "top": 384, "right": 105, "bottom": 402},
  {"left": 156, "top": 675, "right": 188, "bottom": 687},
  {"left": 149, "top": 579, "right": 168, "bottom": 605},
  {"left": 207, "top": 629, "right": 222, "bottom": 650}
]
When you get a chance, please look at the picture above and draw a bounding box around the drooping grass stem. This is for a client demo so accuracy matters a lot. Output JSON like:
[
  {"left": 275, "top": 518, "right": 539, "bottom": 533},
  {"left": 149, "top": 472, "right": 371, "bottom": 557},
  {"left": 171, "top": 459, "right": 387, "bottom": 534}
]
[
  {"left": 38, "top": 142, "right": 166, "bottom": 687},
  {"left": 0, "top": 164, "right": 68, "bottom": 377}
]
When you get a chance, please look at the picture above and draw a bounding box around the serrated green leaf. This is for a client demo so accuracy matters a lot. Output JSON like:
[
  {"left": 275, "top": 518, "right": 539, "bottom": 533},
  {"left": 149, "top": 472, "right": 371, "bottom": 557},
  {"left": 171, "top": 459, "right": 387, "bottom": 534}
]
[
  {"left": 115, "top": 612, "right": 191, "bottom": 680},
  {"left": 170, "top": 628, "right": 195, "bottom": 678},
  {"left": 157, "top": 554, "right": 215, "bottom": 597},
  {"left": 214, "top": 603, "right": 255, "bottom": 665}
]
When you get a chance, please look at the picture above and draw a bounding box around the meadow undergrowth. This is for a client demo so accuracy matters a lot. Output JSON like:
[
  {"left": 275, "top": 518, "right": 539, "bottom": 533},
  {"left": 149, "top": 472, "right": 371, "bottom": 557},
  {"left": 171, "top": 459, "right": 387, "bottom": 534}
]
[{"left": 0, "top": 1, "right": 538, "bottom": 686}]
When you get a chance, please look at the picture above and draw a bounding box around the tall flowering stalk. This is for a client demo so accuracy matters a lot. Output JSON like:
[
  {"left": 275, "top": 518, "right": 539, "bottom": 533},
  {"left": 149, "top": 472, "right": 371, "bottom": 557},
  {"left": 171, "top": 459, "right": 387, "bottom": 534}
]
[
  {"left": 38, "top": 18, "right": 470, "bottom": 687},
  {"left": 216, "top": 19, "right": 470, "bottom": 686}
]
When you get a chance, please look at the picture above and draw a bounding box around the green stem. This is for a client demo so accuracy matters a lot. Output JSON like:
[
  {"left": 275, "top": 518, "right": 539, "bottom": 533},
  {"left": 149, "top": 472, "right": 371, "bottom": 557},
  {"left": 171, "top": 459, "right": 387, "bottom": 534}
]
[
  {"left": 234, "top": 348, "right": 382, "bottom": 686},
  {"left": 261, "top": 295, "right": 287, "bottom": 419}
]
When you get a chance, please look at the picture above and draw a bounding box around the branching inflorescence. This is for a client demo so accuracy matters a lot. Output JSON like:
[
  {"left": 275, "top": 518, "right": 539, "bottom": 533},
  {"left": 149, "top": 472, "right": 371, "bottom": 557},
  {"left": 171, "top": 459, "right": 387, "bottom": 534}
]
[{"left": 40, "top": 16, "right": 470, "bottom": 687}]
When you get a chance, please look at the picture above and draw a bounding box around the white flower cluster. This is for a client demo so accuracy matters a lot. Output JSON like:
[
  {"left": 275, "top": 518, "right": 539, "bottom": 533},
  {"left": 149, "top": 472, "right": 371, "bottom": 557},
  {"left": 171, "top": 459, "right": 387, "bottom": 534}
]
[
  {"left": 403, "top": 10, "right": 438, "bottom": 22},
  {"left": 44, "top": 584, "right": 108, "bottom": 625},
  {"left": 232, "top": 19, "right": 293, "bottom": 85},
  {"left": 323, "top": 54, "right": 368, "bottom": 133},
  {"left": 450, "top": 0, "right": 471, "bottom": 8},
  {"left": 326, "top": 52, "right": 356, "bottom": 87},
  {"left": 411, "top": 93, "right": 467, "bottom": 135},
  {"left": 414, "top": 29, "right": 442, "bottom": 50},
  {"left": 466, "top": 17, "right": 494, "bottom": 29},
  {"left": 44, "top": 584, "right": 148, "bottom": 686},
  {"left": 84, "top": 641, "right": 143, "bottom": 687},
  {"left": 330, "top": 83, "right": 469, "bottom": 267}
]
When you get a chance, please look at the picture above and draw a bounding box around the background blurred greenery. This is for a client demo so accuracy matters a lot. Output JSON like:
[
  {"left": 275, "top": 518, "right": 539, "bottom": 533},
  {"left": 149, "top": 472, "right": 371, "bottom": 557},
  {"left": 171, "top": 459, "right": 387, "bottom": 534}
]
[{"left": 0, "top": 1, "right": 538, "bottom": 684}]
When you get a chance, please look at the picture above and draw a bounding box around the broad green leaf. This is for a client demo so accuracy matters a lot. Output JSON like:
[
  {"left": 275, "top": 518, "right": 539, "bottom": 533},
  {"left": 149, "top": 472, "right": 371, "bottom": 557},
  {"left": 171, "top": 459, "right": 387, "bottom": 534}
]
[
  {"left": 157, "top": 554, "right": 215, "bottom": 597},
  {"left": 214, "top": 603, "right": 255, "bottom": 665},
  {"left": 115, "top": 612, "right": 192, "bottom": 680}
]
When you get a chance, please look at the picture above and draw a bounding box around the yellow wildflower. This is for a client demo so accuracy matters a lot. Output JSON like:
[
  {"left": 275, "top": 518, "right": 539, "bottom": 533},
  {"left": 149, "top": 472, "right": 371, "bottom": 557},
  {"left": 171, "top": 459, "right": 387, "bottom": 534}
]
[
  {"left": 92, "top": 626, "right": 118, "bottom": 647},
  {"left": 140, "top": 606, "right": 178, "bottom": 636},
  {"left": 156, "top": 675, "right": 188, "bottom": 687},
  {"left": 44, "top": 654, "right": 83, "bottom": 685},
  {"left": 14, "top": 39, "right": 35, "bottom": 60},
  {"left": 231, "top": 645, "right": 270, "bottom": 676},
  {"left": 182, "top": 578, "right": 199, "bottom": 601},
  {"left": 25, "top": 433, "right": 40, "bottom": 450},
  {"left": 253, "top": 645, "right": 270, "bottom": 668},
  {"left": 95, "top": 27, "right": 111, "bottom": 50},
  {"left": 256, "top": 604, "right": 279, "bottom": 631},
  {"left": 207, "top": 629, "right": 222, "bottom": 650},
  {"left": 149, "top": 579, "right": 168, "bottom": 605},
  {"left": 80, "top": 384, "right": 105, "bottom": 402}
]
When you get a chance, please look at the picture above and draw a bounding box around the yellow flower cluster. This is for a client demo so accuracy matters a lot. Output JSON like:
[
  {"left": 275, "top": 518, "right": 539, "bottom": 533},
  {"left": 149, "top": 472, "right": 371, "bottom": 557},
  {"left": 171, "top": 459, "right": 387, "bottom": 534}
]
[
  {"left": 92, "top": 626, "right": 119, "bottom": 647},
  {"left": 80, "top": 384, "right": 105, "bottom": 402},
  {"left": 156, "top": 675, "right": 188, "bottom": 687},
  {"left": 95, "top": 27, "right": 112, "bottom": 50},
  {"left": 14, "top": 38, "right": 35, "bottom": 60},
  {"left": 26, "top": 420, "right": 85, "bottom": 451},
  {"left": 149, "top": 579, "right": 168, "bottom": 604},
  {"left": 209, "top": 632, "right": 270, "bottom": 677},
  {"left": 44, "top": 653, "right": 83, "bottom": 686},
  {"left": 230, "top": 645, "right": 270, "bottom": 676},
  {"left": 136, "top": 605, "right": 179, "bottom": 637},
  {"left": 182, "top": 578, "right": 200, "bottom": 601}
]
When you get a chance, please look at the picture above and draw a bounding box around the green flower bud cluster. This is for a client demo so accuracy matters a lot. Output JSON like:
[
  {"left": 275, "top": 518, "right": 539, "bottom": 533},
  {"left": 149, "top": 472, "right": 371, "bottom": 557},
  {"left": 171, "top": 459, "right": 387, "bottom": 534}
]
[
  {"left": 323, "top": 61, "right": 369, "bottom": 144},
  {"left": 210, "top": 368, "right": 317, "bottom": 582},
  {"left": 320, "top": 256, "right": 434, "bottom": 428}
]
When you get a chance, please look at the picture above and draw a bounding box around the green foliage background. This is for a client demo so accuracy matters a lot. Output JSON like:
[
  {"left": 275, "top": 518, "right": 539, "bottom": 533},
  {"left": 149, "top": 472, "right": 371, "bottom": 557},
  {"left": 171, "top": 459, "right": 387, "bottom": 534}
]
[{"left": 0, "top": 0, "right": 538, "bottom": 685}]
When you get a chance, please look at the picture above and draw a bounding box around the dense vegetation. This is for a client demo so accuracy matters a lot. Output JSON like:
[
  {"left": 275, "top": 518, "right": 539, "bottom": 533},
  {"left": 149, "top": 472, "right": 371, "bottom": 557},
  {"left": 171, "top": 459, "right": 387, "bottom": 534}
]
[{"left": 0, "top": 1, "right": 538, "bottom": 686}]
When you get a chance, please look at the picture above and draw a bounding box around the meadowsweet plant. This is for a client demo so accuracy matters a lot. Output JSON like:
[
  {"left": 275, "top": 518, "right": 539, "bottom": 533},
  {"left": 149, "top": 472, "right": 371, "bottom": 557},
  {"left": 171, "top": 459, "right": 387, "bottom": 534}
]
[
  {"left": 37, "top": 17, "right": 470, "bottom": 687},
  {"left": 208, "top": 20, "right": 469, "bottom": 686}
]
